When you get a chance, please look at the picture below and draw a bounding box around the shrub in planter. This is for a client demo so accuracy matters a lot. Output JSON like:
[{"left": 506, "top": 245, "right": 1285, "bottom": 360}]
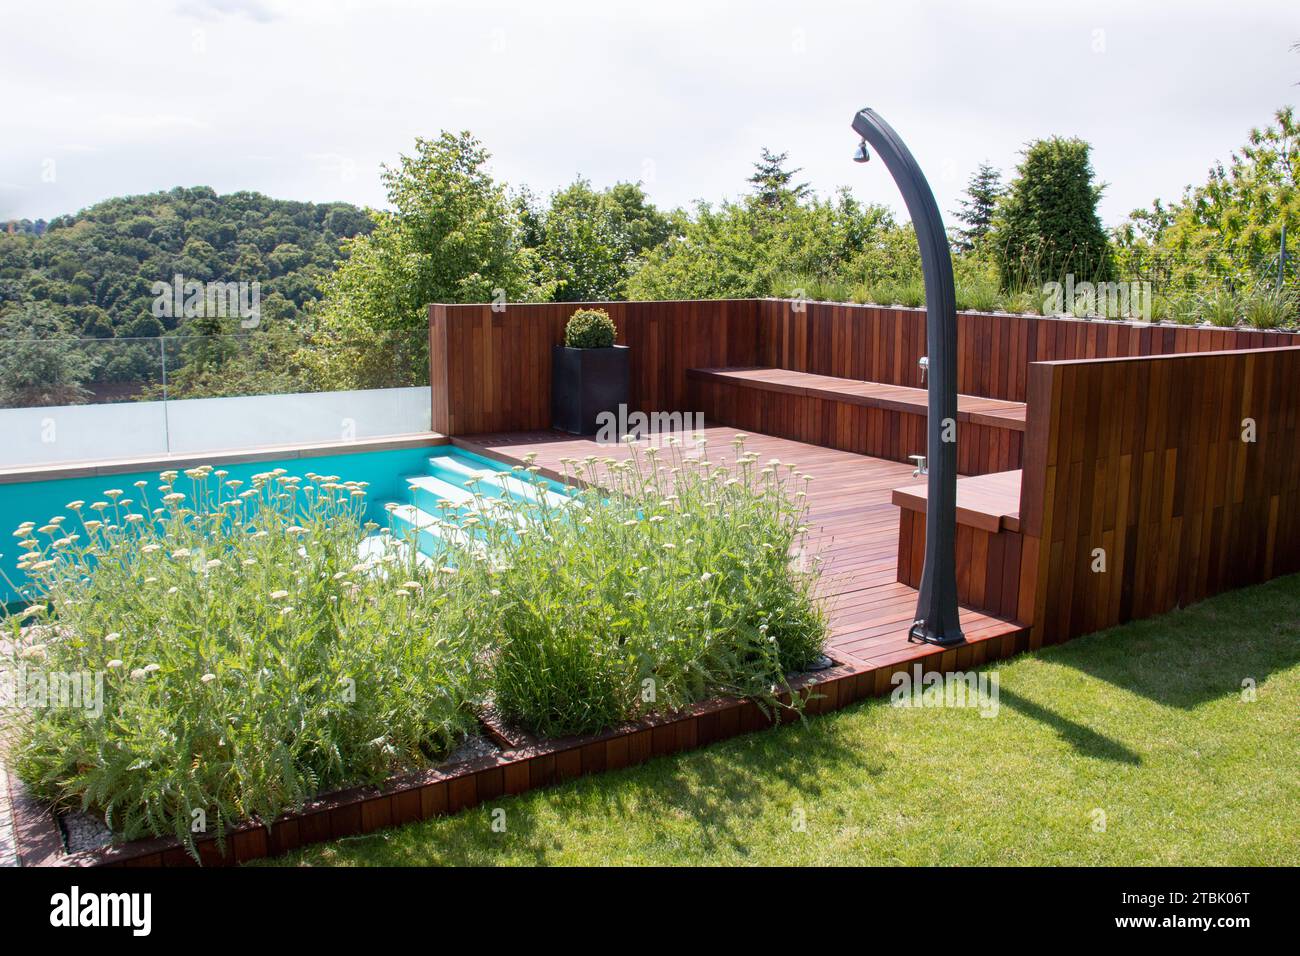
[
  {"left": 955, "top": 277, "right": 1002, "bottom": 313},
  {"left": 3, "top": 467, "right": 486, "bottom": 857},
  {"left": 564, "top": 308, "right": 617, "bottom": 349},
  {"left": 553, "top": 308, "right": 629, "bottom": 435},
  {"left": 1165, "top": 294, "right": 1199, "bottom": 326},
  {"left": 1001, "top": 284, "right": 1042, "bottom": 316}
]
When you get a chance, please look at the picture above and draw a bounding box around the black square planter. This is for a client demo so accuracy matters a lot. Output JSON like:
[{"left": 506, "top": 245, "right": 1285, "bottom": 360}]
[{"left": 551, "top": 345, "right": 630, "bottom": 435}]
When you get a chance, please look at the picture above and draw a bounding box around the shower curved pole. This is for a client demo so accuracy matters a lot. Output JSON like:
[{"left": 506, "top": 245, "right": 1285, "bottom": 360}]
[{"left": 850, "top": 107, "right": 963, "bottom": 646}]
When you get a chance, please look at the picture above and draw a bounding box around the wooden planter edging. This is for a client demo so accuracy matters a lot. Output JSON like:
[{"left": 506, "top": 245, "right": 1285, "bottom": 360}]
[{"left": 6, "top": 627, "right": 1031, "bottom": 867}]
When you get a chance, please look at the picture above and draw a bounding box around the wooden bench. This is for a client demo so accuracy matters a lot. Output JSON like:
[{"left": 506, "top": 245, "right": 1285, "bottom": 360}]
[
  {"left": 891, "top": 469, "right": 1022, "bottom": 533},
  {"left": 686, "top": 367, "right": 1026, "bottom": 475},
  {"left": 892, "top": 470, "right": 1026, "bottom": 622}
]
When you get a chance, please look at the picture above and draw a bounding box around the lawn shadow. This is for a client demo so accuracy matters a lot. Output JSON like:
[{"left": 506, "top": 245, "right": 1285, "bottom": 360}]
[
  {"left": 995, "top": 687, "right": 1142, "bottom": 765},
  {"left": 1045, "top": 574, "right": 1300, "bottom": 710},
  {"left": 600, "top": 709, "right": 883, "bottom": 857}
]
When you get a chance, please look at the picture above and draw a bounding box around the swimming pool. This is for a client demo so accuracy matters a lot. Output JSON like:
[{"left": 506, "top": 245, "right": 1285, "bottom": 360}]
[{"left": 0, "top": 445, "right": 563, "bottom": 604}]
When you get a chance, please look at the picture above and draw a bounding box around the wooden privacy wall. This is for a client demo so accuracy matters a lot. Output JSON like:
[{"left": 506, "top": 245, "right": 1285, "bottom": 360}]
[
  {"left": 753, "top": 300, "right": 1300, "bottom": 403},
  {"left": 430, "top": 298, "right": 1300, "bottom": 434},
  {"left": 1018, "top": 346, "right": 1300, "bottom": 646},
  {"left": 429, "top": 301, "right": 759, "bottom": 434}
]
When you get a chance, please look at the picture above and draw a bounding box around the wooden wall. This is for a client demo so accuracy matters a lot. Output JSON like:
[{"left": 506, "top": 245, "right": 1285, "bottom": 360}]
[
  {"left": 754, "top": 299, "right": 1300, "bottom": 403},
  {"left": 429, "top": 300, "right": 759, "bottom": 435},
  {"left": 430, "top": 298, "right": 1300, "bottom": 434},
  {"left": 1018, "top": 346, "right": 1300, "bottom": 647}
]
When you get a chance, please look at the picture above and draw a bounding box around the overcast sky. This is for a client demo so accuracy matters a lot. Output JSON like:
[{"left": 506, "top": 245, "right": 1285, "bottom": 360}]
[{"left": 2, "top": 0, "right": 1296, "bottom": 228}]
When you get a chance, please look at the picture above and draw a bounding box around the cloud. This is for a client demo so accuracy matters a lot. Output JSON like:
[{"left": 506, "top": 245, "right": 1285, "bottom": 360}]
[
  {"left": 96, "top": 113, "right": 208, "bottom": 135},
  {"left": 174, "top": 0, "right": 276, "bottom": 22}
]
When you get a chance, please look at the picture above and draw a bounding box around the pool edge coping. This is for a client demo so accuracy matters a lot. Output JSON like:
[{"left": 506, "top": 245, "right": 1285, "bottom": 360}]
[{"left": 0, "top": 433, "right": 449, "bottom": 485}]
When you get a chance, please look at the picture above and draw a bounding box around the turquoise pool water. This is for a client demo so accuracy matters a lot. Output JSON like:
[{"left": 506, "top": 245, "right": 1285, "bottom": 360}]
[
  {"left": 0, "top": 445, "right": 563, "bottom": 604},
  {"left": 385, "top": 446, "right": 573, "bottom": 559}
]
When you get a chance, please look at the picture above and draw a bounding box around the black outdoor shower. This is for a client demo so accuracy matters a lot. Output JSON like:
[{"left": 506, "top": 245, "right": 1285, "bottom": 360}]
[{"left": 850, "top": 108, "right": 963, "bottom": 646}]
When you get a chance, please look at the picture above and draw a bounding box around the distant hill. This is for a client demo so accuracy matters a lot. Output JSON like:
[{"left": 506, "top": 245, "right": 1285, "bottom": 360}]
[{"left": 0, "top": 186, "right": 373, "bottom": 339}]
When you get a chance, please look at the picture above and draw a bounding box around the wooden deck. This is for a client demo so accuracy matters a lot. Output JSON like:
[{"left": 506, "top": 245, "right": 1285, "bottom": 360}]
[{"left": 456, "top": 425, "right": 1028, "bottom": 674}]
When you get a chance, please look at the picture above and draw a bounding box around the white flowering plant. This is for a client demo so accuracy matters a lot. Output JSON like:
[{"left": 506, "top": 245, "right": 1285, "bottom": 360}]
[
  {"left": 2, "top": 437, "right": 826, "bottom": 854},
  {"left": 3, "top": 466, "right": 484, "bottom": 857},
  {"left": 442, "top": 435, "right": 826, "bottom": 737}
]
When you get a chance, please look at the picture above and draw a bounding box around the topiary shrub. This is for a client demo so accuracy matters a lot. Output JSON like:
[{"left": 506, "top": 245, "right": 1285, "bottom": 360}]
[{"left": 564, "top": 308, "right": 617, "bottom": 349}]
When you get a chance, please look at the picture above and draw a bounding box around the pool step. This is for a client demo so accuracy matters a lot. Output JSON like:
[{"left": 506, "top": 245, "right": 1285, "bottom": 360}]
[
  {"left": 404, "top": 474, "right": 477, "bottom": 513},
  {"left": 371, "top": 453, "right": 580, "bottom": 562},
  {"left": 388, "top": 504, "right": 485, "bottom": 557},
  {"left": 357, "top": 532, "right": 433, "bottom": 570},
  {"left": 404, "top": 476, "right": 528, "bottom": 531},
  {"left": 426, "top": 454, "right": 575, "bottom": 509}
]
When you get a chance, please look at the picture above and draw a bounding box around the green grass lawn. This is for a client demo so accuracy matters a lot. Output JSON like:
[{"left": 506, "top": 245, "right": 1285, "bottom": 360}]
[{"left": 261, "top": 575, "right": 1300, "bottom": 866}]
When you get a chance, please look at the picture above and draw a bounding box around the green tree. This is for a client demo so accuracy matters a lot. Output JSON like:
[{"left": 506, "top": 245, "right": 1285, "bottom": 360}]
[
  {"left": 990, "top": 137, "right": 1113, "bottom": 287},
  {"left": 748, "top": 148, "right": 811, "bottom": 209},
  {"left": 626, "top": 188, "right": 892, "bottom": 300},
  {"left": 536, "top": 179, "right": 670, "bottom": 301},
  {"left": 317, "top": 132, "right": 543, "bottom": 341},
  {"left": 0, "top": 305, "right": 98, "bottom": 407},
  {"left": 952, "top": 162, "right": 1004, "bottom": 253},
  {"left": 1117, "top": 107, "right": 1299, "bottom": 295},
  {"left": 513, "top": 186, "right": 547, "bottom": 251}
]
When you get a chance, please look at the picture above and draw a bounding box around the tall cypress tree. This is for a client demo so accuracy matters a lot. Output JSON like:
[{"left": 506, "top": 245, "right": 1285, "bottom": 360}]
[{"left": 991, "top": 137, "right": 1113, "bottom": 287}]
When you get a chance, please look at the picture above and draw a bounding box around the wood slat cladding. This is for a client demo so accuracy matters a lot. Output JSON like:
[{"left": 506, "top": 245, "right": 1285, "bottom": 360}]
[
  {"left": 752, "top": 299, "right": 1300, "bottom": 403},
  {"left": 431, "top": 299, "right": 1299, "bottom": 436},
  {"left": 1018, "top": 346, "right": 1300, "bottom": 647},
  {"left": 428, "top": 300, "right": 760, "bottom": 435},
  {"left": 897, "top": 509, "right": 1024, "bottom": 622}
]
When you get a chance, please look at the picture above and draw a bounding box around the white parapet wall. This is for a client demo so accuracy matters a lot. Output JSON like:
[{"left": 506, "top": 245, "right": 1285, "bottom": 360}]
[{"left": 0, "top": 387, "right": 432, "bottom": 468}]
